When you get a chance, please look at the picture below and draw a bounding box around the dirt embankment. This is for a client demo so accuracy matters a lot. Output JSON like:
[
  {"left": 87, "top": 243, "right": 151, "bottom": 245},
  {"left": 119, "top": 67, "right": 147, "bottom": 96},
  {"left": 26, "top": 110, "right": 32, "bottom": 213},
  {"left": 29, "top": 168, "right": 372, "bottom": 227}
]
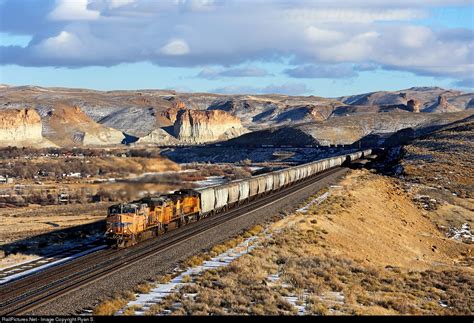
[
  {"left": 155, "top": 170, "right": 472, "bottom": 315},
  {"left": 297, "top": 171, "right": 471, "bottom": 270}
]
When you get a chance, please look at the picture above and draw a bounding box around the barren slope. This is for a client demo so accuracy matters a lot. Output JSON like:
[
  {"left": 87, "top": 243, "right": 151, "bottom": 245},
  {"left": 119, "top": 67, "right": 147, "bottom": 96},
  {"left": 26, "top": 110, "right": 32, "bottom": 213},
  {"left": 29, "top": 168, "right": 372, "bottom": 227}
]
[{"left": 39, "top": 103, "right": 125, "bottom": 147}]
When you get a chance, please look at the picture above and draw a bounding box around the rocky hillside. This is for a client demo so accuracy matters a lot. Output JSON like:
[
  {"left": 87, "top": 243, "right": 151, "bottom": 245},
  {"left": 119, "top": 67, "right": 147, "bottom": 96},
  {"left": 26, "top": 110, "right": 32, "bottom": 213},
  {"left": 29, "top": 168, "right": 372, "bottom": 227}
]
[
  {"left": 0, "top": 85, "right": 472, "bottom": 147},
  {"left": 339, "top": 87, "right": 473, "bottom": 112},
  {"left": 0, "top": 108, "right": 55, "bottom": 147},
  {"left": 227, "top": 111, "right": 474, "bottom": 147},
  {"left": 400, "top": 115, "right": 474, "bottom": 199}
]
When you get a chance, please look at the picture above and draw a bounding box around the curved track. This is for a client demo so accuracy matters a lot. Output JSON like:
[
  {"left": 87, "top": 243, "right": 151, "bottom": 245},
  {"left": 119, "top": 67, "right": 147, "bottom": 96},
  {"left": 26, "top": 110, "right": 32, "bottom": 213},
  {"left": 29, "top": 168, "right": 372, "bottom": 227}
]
[{"left": 0, "top": 166, "right": 343, "bottom": 316}]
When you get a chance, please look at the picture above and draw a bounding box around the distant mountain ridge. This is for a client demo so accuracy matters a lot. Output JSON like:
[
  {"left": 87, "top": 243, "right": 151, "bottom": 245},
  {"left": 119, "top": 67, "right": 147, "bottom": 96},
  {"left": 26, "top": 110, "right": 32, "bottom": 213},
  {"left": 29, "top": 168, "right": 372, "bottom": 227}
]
[
  {"left": 0, "top": 85, "right": 472, "bottom": 148},
  {"left": 338, "top": 87, "right": 471, "bottom": 112}
]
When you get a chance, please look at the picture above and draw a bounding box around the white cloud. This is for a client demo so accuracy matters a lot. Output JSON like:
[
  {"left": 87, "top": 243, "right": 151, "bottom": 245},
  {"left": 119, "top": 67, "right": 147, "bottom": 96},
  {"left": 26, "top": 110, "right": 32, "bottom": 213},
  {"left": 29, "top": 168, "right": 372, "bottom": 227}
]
[
  {"left": 285, "top": 64, "right": 358, "bottom": 79},
  {"left": 398, "top": 25, "right": 434, "bottom": 48},
  {"left": 177, "top": 0, "right": 216, "bottom": 11},
  {"left": 107, "top": 0, "right": 136, "bottom": 9},
  {"left": 49, "top": 0, "right": 100, "bottom": 21},
  {"left": 198, "top": 66, "right": 270, "bottom": 79},
  {"left": 282, "top": 8, "right": 425, "bottom": 24},
  {"left": 38, "top": 31, "right": 83, "bottom": 56},
  {"left": 2, "top": 0, "right": 472, "bottom": 87},
  {"left": 305, "top": 27, "right": 345, "bottom": 43},
  {"left": 315, "top": 31, "right": 380, "bottom": 62},
  {"left": 160, "top": 39, "right": 190, "bottom": 56}
]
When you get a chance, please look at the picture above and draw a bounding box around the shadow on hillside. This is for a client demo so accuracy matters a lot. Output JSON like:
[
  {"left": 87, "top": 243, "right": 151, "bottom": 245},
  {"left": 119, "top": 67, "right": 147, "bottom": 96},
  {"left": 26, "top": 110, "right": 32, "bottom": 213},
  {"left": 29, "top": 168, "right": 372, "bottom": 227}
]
[
  {"left": 161, "top": 125, "right": 175, "bottom": 137},
  {"left": 355, "top": 113, "right": 474, "bottom": 176},
  {"left": 353, "top": 113, "right": 474, "bottom": 149},
  {"left": 122, "top": 132, "right": 139, "bottom": 145},
  {"left": 223, "top": 126, "right": 320, "bottom": 147}
]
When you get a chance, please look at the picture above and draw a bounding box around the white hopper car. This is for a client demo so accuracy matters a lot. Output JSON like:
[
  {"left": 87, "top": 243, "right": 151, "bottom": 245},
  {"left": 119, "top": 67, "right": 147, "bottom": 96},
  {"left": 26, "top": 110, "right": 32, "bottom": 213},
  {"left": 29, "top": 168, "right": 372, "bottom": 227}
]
[{"left": 194, "top": 149, "right": 372, "bottom": 216}]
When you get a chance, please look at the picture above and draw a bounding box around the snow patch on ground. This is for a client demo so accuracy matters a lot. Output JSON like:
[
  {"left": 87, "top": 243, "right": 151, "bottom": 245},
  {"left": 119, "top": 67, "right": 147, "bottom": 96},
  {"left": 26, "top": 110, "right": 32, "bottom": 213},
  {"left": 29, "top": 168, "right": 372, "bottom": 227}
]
[
  {"left": 265, "top": 272, "right": 308, "bottom": 315},
  {"left": 265, "top": 271, "right": 345, "bottom": 315},
  {"left": 0, "top": 255, "right": 42, "bottom": 271},
  {"left": 117, "top": 235, "right": 262, "bottom": 315},
  {"left": 448, "top": 223, "right": 473, "bottom": 243}
]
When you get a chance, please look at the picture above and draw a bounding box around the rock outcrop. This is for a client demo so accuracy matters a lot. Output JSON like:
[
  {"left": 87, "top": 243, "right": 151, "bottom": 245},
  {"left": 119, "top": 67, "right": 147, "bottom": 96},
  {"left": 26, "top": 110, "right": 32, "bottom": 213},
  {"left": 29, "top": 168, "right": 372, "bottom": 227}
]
[
  {"left": 161, "top": 102, "right": 187, "bottom": 124},
  {"left": 467, "top": 98, "right": 474, "bottom": 109},
  {"left": 173, "top": 110, "right": 247, "bottom": 143},
  {"left": 0, "top": 108, "right": 54, "bottom": 147},
  {"left": 407, "top": 99, "right": 421, "bottom": 113},
  {"left": 136, "top": 128, "right": 179, "bottom": 146},
  {"left": 426, "top": 95, "right": 459, "bottom": 113}
]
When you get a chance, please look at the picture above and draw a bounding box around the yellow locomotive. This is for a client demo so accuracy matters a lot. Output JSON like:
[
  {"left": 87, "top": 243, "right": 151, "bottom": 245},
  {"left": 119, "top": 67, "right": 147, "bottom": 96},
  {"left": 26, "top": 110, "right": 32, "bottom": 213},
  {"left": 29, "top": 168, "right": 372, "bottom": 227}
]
[{"left": 105, "top": 189, "right": 201, "bottom": 247}]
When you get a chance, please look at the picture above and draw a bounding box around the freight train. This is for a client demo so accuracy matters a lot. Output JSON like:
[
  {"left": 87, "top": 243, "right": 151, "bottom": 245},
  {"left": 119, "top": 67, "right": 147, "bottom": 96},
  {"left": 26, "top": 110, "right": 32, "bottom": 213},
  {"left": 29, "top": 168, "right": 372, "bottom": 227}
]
[{"left": 105, "top": 149, "right": 372, "bottom": 248}]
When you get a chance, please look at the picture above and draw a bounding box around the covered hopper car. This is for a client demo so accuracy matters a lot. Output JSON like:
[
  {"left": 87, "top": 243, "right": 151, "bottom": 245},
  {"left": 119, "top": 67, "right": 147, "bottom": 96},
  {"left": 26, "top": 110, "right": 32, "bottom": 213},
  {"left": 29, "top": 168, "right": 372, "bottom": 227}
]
[{"left": 105, "top": 149, "right": 372, "bottom": 247}]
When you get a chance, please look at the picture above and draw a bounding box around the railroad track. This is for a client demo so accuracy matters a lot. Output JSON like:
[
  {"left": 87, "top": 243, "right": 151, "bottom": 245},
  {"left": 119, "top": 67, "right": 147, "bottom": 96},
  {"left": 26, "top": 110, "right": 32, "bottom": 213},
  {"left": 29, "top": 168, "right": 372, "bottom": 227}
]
[
  {"left": 0, "top": 166, "right": 344, "bottom": 316},
  {"left": 0, "top": 238, "right": 106, "bottom": 284}
]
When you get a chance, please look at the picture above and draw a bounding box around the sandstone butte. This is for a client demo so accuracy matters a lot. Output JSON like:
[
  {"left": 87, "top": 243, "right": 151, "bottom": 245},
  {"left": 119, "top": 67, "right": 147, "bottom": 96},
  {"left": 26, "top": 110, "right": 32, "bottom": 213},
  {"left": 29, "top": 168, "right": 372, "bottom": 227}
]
[
  {"left": 174, "top": 109, "right": 247, "bottom": 144},
  {"left": 0, "top": 108, "right": 44, "bottom": 145}
]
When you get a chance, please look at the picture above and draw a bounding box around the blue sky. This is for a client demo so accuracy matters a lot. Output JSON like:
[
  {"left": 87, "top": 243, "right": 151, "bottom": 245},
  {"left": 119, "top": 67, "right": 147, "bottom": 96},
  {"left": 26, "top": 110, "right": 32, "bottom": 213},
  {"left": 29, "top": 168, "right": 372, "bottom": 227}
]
[{"left": 0, "top": 0, "right": 473, "bottom": 97}]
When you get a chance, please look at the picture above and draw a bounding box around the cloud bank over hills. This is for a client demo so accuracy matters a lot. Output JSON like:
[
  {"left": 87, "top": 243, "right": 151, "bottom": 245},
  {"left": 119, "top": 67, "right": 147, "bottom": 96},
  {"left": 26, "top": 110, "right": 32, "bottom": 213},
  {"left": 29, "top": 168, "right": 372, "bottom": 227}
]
[{"left": 0, "top": 0, "right": 472, "bottom": 91}]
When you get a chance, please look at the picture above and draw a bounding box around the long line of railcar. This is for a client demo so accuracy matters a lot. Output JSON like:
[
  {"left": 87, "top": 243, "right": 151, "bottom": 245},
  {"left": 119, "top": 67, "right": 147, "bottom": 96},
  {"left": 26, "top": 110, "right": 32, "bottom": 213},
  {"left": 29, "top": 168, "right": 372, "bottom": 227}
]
[{"left": 105, "top": 149, "right": 372, "bottom": 247}]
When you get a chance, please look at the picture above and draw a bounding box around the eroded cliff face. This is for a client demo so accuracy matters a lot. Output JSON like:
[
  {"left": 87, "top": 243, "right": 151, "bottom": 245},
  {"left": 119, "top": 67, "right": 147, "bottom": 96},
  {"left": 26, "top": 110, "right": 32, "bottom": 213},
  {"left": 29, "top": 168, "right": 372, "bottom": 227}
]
[
  {"left": 173, "top": 109, "right": 247, "bottom": 143},
  {"left": 41, "top": 104, "right": 125, "bottom": 147},
  {"left": 0, "top": 109, "right": 49, "bottom": 147}
]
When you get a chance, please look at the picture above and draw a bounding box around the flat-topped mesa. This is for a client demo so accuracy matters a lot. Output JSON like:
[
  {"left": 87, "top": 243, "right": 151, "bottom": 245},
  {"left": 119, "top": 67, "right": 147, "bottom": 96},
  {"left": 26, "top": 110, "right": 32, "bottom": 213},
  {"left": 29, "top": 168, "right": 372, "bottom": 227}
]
[
  {"left": 0, "top": 108, "right": 43, "bottom": 145},
  {"left": 173, "top": 109, "right": 247, "bottom": 144}
]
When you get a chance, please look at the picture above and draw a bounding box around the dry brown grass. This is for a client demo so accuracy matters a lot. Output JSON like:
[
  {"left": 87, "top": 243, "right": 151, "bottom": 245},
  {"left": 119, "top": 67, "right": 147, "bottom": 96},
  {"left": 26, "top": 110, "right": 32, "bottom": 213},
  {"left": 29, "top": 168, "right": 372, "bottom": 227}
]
[
  {"left": 181, "top": 275, "right": 192, "bottom": 283},
  {"left": 153, "top": 170, "right": 473, "bottom": 316},
  {"left": 182, "top": 253, "right": 210, "bottom": 268},
  {"left": 154, "top": 274, "right": 172, "bottom": 284},
  {"left": 122, "top": 305, "right": 142, "bottom": 316},
  {"left": 93, "top": 290, "right": 136, "bottom": 315},
  {"left": 106, "top": 222, "right": 270, "bottom": 316},
  {"left": 134, "top": 282, "right": 153, "bottom": 294}
]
